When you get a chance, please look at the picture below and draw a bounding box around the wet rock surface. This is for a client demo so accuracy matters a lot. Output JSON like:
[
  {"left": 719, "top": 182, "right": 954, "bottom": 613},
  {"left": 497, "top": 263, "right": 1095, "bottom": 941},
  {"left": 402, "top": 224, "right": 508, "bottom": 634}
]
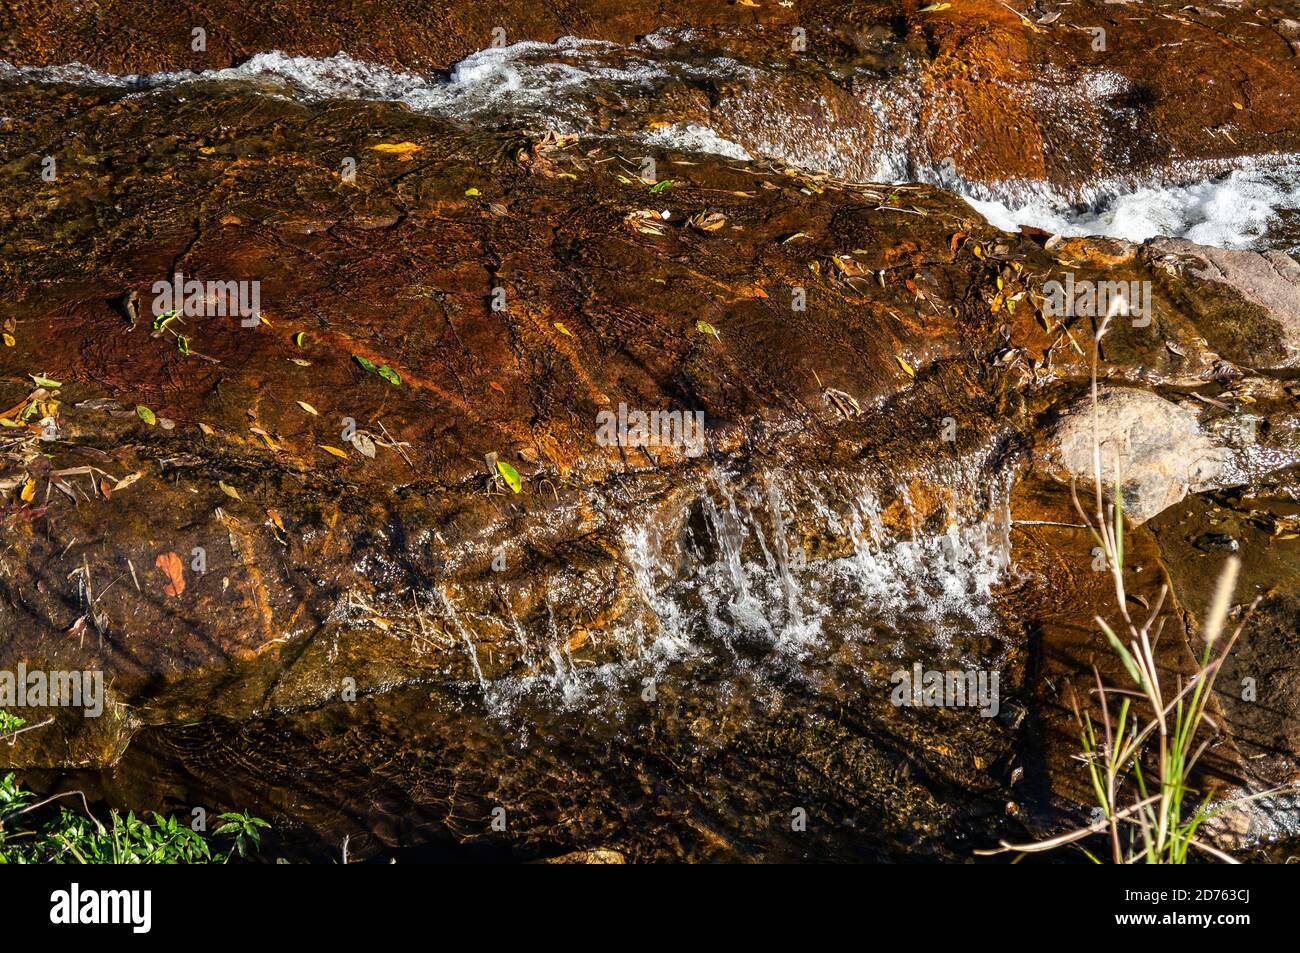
[
  {"left": 5, "top": 1, "right": 1300, "bottom": 194},
  {"left": 1147, "top": 239, "right": 1300, "bottom": 370},
  {"left": 1, "top": 4, "right": 1299, "bottom": 861}
]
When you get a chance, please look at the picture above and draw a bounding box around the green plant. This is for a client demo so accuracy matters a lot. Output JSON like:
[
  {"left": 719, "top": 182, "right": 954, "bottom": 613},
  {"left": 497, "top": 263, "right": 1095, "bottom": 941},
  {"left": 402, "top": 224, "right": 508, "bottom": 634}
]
[
  {"left": 0, "top": 773, "right": 268, "bottom": 864},
  {"left": 980, "top": 312, "right": 1256, "bottom": 864},
  {"left": 0, "top": 709, "right": 25, "bottom": 736}
]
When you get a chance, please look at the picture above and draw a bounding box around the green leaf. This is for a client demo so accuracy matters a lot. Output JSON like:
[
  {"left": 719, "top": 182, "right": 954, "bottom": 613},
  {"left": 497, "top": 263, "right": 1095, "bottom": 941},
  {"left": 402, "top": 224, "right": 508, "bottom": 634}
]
[
  {"left": 353, "top": 355, "right": 378, "bottom": 373},
  {"left": 649, "top": 179, "right": 675, "bottom": 194},
  {"left": 293, "top": 331, "right": 307, "bottom": 347},
  {"left": 29, "top": 374, "right": 62, "bottom": 388},
  {"left": 152, "top": 309, "right": 179, "bottom": 332},
  {"left": 695, "top": 320, "right": 719, "bottom": 338},
  {"left": 496, "top": 459, "right": 522, "bottom": 494},
  {"left": 136, "top": 405, "right": 157, "bottom": 426},
  {"left": 177, "top": 335, "right": 191, "bottom": 355},
  {"left": 377, "top": 365, "right": 401, "bottom": 387},
  {"left": 1098, "top": 617, "right": 1144, "bottom": 689}
]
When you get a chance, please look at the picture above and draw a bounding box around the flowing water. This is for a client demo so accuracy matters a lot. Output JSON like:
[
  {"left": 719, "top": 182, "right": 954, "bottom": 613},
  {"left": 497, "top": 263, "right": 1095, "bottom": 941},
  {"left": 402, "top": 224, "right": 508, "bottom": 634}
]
[
  {"left": 5, "top": 35, "right": 1300, "bottom": 251},
  {"left": 5, "top": 33, "right": 1299, "bottom": 860}
]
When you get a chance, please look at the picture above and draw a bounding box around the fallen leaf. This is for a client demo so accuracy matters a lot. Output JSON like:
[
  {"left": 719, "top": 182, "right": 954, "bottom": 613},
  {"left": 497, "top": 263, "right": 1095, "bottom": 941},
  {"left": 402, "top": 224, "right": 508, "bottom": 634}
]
[
  {"left": 496, "top": 459, "right": 522, "bottom": 494},
  {"left": 371, "top": 142, "right": 423, "bottom": 155},
  {"left": 29, "top": 374, "right": 62, "bottom": 388},
  {"left": 293, "top": 331, "right": 307, "bottom": 347},
  {"left": 218, "top": 481, "right": 242, "bottom": 501},
  {"left": 687, "top": 211, "right": 727, "bottom": 232},
  {"left": 377, "top": 365, "right": 402, "bottom": 387},
  {"left": 2, "top": 333, "right": 13, "bottom": 347},
  {"left": 897, "top": 355, "right": 916, "bottom": 377},
  {"left": 465, "top": 187, "right": 481, "bottom": 197},
  {"left": 267, "top": 509, "right": 286, "bottom": 533},
  {"left": 351, "top": 432, "right": 377, "bottom": 458},
  {"left": 20, "top": 478, "right": 36, "bottom": 503},
  {"left": 696, "top": 320, "right": 720, "bottom": 339},
  {"left": 136, "top": 405, "right": 157, "bottom": 426},
  {"left": 297, "top": 400, "right": 319, "bottom": 416},
  {"left": 154, "top": 551, "right": 185, "bottom": 597},
  {"left": 319, "top": 444, "right": 349, "bottom": 459},
  {"left": 554, "top": 322, "right": 573, "bottom": 337},
  {"left": 624, "top": 209, "right": 666, "bottom": 235},
  {"left": 114, "top": 471, "right": 144, "bottom": 491},
  {"left": 198, "top": 422, "right": 215, "bottom": 435}
]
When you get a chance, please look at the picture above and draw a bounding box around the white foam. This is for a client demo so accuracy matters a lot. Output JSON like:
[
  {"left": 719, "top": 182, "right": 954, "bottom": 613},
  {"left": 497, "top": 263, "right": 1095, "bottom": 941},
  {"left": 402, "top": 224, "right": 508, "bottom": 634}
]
[
  {"left": 0, "top": 40, "right": 673, "bottom": 129},
  {"left": 5, "top": 46, "right": 1299, "bottom": 251},
  {"left": 964, "top": 158, "right": 1300, "bottom": 250},
  {"left": 641, "top": 122, "right": 752, "bottom": 161}
]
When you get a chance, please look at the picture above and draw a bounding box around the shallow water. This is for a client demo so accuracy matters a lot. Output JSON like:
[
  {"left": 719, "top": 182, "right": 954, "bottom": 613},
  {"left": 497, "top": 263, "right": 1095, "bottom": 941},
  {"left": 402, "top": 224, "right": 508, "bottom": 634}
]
[{"left": 5, "top": 38, "right": 1300, "bottom": 252}]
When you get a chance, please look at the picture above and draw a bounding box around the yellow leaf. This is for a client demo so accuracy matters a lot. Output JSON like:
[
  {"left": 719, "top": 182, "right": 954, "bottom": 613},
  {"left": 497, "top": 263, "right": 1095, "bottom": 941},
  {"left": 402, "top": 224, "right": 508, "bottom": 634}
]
[
  {"left": 296, "top": 400, "right": 319, "bottom": 416},
  {"left": 218, "top": 481, "right": 242, "bottom": 501},
  {"left": 2, "top": 333, "right": 13, "bottom": 347},
  {"left": 20, "top": 478, "right": 36, "bottom": 503},
  {"left": 897, "top": 355, "right": 916, "bottom": 377},
  {"left": 319, "top": 444, "right": 349, "bottom": 459},
  {"left": 465, "top": 187, "right": 481, "bottom": 197},
  {"left": 198, "top": 422, "right": 215, "bottom": 435},
  {"left": 371, "top": 142, "right": 423, "bottom": 155},
  {"left": 496, "top": 459, "right": 522, "bottom": 494},
  {"left": 554, "top": 322, "right": 573, "bottom": 337}
]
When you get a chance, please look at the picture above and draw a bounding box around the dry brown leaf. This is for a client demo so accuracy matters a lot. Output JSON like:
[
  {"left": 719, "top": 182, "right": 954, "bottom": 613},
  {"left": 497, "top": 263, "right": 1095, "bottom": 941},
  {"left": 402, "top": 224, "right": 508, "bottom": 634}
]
[
  {"left": 114, "top": 471, "right": 144, "bottom": 492},
  {"left": 154, "top": 551, "right": 186, "bottom": 597}
]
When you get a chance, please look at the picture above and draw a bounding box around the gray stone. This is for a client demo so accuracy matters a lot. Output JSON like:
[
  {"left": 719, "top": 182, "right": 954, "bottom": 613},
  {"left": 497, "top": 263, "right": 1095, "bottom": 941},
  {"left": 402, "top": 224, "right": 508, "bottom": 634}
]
[
  {"left": 1044, "top": 387, "right": 1233, "bottom": 524},
  {"left": 1148, "top": 238, "right": 1300, "bottom": 369}
]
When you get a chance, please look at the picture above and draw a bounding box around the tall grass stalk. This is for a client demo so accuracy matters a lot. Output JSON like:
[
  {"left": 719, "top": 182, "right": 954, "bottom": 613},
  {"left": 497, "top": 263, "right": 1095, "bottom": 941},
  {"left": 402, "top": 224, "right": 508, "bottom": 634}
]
[{"left": 980, "top": 312, "right": 1256, "bottom": 864}]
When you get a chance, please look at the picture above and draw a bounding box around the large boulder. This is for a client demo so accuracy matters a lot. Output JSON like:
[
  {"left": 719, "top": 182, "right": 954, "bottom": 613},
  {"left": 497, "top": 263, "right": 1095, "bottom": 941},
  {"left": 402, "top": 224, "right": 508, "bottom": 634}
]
[
  {"left": 1042, "top": 387, "right": 1234, "bottom": 525},
  {"left": 1146, "top": 238, "right": 1300, "bottom": 371}
]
